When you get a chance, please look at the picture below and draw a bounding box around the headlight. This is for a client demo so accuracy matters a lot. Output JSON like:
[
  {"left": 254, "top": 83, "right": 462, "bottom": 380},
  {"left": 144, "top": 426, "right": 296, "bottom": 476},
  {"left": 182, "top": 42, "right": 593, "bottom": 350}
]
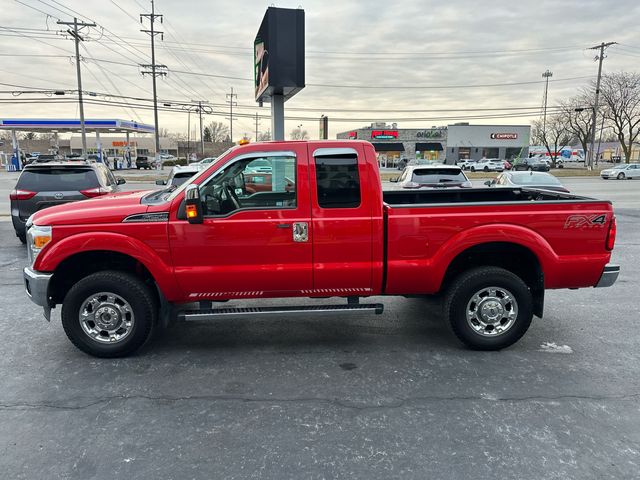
[{"left": 26, "top": 225, "right": 52, "bottom": 266}]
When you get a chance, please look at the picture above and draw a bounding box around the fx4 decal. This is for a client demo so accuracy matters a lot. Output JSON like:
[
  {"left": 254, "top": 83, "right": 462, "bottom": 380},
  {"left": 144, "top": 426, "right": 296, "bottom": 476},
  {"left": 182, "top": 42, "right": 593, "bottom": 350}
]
[{"left": 564, "top": 214, "right": 608, "bottom": 229}]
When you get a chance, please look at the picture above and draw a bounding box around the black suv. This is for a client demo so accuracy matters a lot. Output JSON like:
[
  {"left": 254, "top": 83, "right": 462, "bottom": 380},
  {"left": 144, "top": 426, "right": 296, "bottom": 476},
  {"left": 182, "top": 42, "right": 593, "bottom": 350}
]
[
  {"left": 10, "top": 162, "right": 126, "bottom": 243},
  {"left": 135, "top": 156, "right": 156, "bottom": 170}
]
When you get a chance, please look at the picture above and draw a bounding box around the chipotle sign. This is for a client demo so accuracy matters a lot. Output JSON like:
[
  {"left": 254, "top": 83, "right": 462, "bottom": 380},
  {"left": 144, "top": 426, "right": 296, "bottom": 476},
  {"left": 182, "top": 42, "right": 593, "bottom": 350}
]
[{"left": 490, "top": 133, "right": 518, "bottom": 140}]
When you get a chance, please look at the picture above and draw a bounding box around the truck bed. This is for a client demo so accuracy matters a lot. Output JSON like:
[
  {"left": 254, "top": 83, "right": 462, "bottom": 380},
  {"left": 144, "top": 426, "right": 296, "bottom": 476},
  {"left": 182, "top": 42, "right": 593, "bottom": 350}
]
[{"left": 382, "top": 187, "right": 613, "bottom": 295}]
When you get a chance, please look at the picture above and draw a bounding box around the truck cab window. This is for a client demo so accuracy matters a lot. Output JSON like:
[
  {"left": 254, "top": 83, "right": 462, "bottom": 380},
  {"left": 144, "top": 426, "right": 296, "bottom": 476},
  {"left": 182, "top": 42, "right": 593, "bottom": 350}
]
[
  {"left": 314, "top": 154, "right": 361, "bottom": 208},
  {"left": 198, "top": 155, "right": 296, "bottom": 216}
]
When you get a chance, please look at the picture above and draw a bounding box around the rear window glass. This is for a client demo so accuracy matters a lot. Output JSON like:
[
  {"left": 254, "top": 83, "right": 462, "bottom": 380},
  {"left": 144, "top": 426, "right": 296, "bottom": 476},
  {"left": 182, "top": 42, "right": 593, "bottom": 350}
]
[
  {"left": 315, "top": 154, "right": 361, "bottom": 208},
  {"left": 411, "top": 168, "right": 466, "bottom": 184},
  {"left": 510, "top": 174, "right": 561, "bottom": 186},
  {"left": 17, "top": 168, "right": 99, "bottom": 190}
]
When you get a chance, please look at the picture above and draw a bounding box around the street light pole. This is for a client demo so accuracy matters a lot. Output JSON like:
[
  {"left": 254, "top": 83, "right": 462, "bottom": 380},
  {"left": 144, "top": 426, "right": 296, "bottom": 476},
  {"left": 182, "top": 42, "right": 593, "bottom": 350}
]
[{"left": 542, "top": 70, "right": 553, "bottom": 137}]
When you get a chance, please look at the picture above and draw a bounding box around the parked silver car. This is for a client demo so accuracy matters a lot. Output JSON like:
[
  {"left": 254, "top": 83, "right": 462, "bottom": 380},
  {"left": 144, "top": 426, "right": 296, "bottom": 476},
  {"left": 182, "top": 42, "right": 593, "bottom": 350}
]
[
  {"left": 485, "top": 171, "right": 569, "bottom": 193},
  {"left": 600, "top": 163, "right": 640, "bottom": 180}
]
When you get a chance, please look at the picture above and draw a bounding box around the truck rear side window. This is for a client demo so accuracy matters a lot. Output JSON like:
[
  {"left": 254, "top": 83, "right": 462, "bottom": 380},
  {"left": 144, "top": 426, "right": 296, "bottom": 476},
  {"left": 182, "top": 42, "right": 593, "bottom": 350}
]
[{"left": 315, "top": 154, "right": 361, "bottom": 208}]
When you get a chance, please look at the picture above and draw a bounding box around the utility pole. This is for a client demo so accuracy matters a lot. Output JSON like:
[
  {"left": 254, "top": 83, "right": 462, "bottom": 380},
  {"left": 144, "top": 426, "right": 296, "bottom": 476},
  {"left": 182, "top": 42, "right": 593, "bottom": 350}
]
[
  {"left": 541, "top": 69, "right": 553, "bottom": 137},
  {"left": 57, "top": 17, "right": 96, "bottom": 158},
  {"left": 226, "top": 87, "right": 238, "bottom": 142},
  {"left": 140, "top": 0, "right": 166, "bottom": 167},
  {"left": 587, "top": 41, "right": 617, "bottom": 170},
  {"left": 254, "top": 112, "right": 260, "bottom": 141}
]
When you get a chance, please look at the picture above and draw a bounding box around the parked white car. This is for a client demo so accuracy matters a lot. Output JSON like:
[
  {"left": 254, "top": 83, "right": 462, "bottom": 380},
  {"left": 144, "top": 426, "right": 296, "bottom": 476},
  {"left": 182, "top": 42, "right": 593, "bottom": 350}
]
[
  {"left": 457, "top": 159, "right": 476, "bottom": 170},
  {"left": 155, "top": 165, "right": 201, "bottom": 188},
  {"left": 470, "top": 158, "right": 504, "bottom": 172},
  {"left": 391, "top": 165, "right": 472, "bottom": 189}
]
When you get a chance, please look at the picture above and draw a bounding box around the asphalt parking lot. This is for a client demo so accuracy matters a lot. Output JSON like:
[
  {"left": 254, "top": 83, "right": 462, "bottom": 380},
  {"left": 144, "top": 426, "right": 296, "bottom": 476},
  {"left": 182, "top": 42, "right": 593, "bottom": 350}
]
[{"left": 0, "top": 172, "right": 639, "bottom": 479}]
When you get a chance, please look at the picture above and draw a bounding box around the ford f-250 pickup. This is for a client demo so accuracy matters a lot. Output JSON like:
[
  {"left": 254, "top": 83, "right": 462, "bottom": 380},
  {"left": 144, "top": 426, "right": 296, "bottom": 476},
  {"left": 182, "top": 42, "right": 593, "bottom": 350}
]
[{"left": 22, "top": 140, "right": 619, "bottom": 357}]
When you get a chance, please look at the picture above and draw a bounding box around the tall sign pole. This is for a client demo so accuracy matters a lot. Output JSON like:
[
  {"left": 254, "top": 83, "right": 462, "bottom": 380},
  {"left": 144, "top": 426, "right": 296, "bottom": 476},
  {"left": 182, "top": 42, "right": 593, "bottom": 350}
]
[
  {"left": 57, "top": 17, "right": 96, "bottom": 158},
  {"left": 587, "top": 42, "right": 616, "bottom": 170}
]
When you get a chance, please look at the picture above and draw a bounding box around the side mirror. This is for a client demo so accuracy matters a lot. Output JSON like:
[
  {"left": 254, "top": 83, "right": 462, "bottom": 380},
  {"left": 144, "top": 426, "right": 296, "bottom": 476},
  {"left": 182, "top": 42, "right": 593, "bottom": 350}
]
[
  {"left": 389, "top": 177, "right": 399, "bottom": 183},
  {"left": 184, "top": 184, "right": 203, "bottom": 224},
  {"left": 155, "top": 179, "right": 167, "bottom": 186},
  {"left": 484, "top": 180, "right": 492, "bottom": 186},
  {"left": 116, "top": 177, "right": 126, "bottom": 185}
]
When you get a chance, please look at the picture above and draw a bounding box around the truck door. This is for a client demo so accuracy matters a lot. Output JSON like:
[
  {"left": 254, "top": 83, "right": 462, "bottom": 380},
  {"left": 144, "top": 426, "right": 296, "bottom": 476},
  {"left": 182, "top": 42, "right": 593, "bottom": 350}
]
[
  {"left": 308, "top": 146, "right": 374, "bottom": 295},
  {"left": 168, "top": 146, "right": 313, "bottom": 299}
]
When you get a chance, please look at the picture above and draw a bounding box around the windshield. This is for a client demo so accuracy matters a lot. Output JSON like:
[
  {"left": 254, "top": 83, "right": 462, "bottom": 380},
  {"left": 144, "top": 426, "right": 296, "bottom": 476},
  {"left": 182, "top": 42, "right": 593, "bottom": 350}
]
[
  {"left": 411, "top": 168, "right": 467, "bottom": 183},
  {"left": 509, "top": 173, "right": 561, "bottom": 186}
]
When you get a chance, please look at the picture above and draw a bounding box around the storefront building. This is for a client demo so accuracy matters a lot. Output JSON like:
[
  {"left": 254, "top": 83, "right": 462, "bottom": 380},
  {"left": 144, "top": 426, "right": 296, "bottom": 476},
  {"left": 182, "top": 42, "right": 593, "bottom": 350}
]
[
  {"left": 445, "top": 124, "right": 530, "bottom": 163},
  {"left": 69, "top": 136, "right": 178, "bottom": 157},
  {"left": 337, "top": 123, "right": 531, "bottom": 166},
  {"left": 336, "top": 123, "right": 447, "bottom": 168}
]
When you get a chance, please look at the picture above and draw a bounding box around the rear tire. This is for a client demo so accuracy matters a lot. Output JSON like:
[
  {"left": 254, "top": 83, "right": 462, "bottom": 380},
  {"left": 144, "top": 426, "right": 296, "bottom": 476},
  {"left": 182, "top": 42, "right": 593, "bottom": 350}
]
[
  {"left": 17, "top": 232, "right": 26, "bottom": 244},
  {"left": 61, "top": 271, "right": 157, "bottom": 358},
  {"left": 444, "top": 267, "right": 533, "bottom": 350},
  {"left": 483, "top": 166, "right": 489, "bottom": 172},
  {"left": 471, "top": 167, "right": 476, "bottom": 172}
]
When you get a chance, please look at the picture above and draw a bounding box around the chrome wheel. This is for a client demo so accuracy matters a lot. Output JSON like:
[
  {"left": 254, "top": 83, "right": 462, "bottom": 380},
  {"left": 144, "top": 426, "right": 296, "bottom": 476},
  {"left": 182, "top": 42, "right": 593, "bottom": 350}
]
[
  {"left": 466, "top": 286, "right": 518, "bottom": 337},
  {"left": 79, "top": 292, "right": 135, "bottom": 344}
]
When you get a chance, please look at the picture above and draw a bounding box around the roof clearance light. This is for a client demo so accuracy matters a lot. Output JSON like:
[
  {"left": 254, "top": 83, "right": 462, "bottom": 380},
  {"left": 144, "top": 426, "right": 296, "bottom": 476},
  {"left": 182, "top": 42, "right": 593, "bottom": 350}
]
[{"left": 238, "top": 138, "right": 250, "bottom": 145}]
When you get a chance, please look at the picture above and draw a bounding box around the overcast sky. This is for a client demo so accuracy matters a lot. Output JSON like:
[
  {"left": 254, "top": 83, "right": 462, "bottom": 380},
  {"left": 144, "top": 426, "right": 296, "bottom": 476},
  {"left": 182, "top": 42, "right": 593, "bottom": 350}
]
[{"left": 1, "top": 0, "right": 639, "bottom": 139}]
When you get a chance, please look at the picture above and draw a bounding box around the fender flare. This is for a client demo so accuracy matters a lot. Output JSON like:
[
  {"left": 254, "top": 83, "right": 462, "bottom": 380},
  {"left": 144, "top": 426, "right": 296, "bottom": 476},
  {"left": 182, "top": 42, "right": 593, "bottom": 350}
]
[
  {"left": 429, "top": 223, "right": 558, "bottom": 288},
  {"left": 35, "top": 232, "right": 182, "bottom": 300}
]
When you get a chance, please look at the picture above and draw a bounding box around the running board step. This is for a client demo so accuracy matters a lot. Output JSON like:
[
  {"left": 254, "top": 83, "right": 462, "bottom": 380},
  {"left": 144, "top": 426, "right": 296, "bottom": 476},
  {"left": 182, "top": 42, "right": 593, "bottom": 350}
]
[{"left": 180, "top": 303, "right": 384, "bottom": 321}]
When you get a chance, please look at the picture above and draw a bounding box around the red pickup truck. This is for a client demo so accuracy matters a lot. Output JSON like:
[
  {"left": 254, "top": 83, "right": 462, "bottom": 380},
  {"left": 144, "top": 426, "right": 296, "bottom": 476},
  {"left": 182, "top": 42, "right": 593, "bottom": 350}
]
[{"left": 23, "top": 140, "right": 619, "bottom": 357}]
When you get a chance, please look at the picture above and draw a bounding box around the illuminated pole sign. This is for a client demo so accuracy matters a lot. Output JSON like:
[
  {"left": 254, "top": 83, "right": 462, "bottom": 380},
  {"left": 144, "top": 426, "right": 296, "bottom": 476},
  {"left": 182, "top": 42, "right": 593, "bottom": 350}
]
[
  {"left": 254, "top": 7, "right": 305, "bottom": 141},
  {"left": 371, "top": 130, "right": 398, "bottom": 140}
]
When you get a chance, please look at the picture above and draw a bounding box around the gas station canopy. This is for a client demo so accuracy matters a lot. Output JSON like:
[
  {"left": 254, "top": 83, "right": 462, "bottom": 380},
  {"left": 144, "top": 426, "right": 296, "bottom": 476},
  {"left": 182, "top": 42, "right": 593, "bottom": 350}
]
[{"left": 0, "top": 119, "right": 155, "bottom": 134}]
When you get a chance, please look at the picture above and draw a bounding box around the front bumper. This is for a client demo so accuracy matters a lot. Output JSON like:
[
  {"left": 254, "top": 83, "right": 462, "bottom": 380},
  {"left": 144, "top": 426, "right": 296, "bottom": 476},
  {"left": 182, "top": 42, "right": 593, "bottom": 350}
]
[
  {"left": 595, "top": 264, "right": 620, "bottom": 288},
  {"left": 24, "top": 267, "right": 53, "bottom": 310}
]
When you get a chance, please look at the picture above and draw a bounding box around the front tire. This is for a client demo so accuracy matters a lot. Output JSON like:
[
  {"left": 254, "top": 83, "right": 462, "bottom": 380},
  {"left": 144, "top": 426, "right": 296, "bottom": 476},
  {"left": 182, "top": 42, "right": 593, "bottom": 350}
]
[
  {"left": 61, "top": 271, "right": 157, "bottom": 357},
  {"left": 17, "top": 232, "right": 26, "bottom": 244},
  {"left": 444, "top": 267, "right": 533, "bottom": 350},
  {"left": 471, "top": 167, "right": 476, "bottom": 172},
  {"left": 617, "top": 172, "right": 625, "bottom": 180}
]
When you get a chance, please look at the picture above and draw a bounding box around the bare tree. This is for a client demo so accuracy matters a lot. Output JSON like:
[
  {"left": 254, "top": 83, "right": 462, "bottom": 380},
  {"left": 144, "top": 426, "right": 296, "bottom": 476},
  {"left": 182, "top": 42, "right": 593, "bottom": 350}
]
[
  {"left": 559, "top": 94, "right": 593, "bottom": 162},
  {"left": 598, "top": 72, "right": 640, "bottom": 163},
  {"left": 204, "top": 121, "right": 230, "bottom": 142},
  {"left": 532, "top": 115, "right": 572, "bottom": 168},
  {"left": 290, "top": 127, "right": 309, "bottom": 140},
  {"left": 20, "top": 132, "right": 37, "bottom": 141},
  {"left": 158, "top": 127, "right": 171, "bottom": 138},
  {"left": 257, "top": 129, "right": 272, "bottom": 141}
]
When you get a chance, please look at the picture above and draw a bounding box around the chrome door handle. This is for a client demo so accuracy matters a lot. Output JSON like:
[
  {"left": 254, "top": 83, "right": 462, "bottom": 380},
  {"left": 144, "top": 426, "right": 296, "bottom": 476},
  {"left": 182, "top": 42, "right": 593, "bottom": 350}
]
[
  {"left": 293, "top": 222, "right": 308, "bottom": 242},
  {"left": 276, "top": 223, "right": 291, "bottom": 229}
]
